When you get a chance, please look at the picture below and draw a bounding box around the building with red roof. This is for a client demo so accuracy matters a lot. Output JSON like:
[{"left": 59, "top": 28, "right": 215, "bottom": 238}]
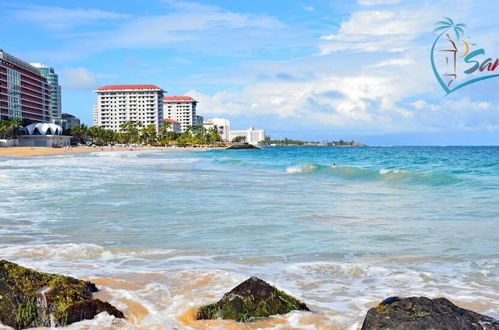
[
  {"left": 93, "top": 84, "right": 165, "bottom": 132},
  {"left": 163, "top": 118, "right": 181, "bottom": 133},
  {"left": 97, "top": 84, "right": 162, "bottom": 91},
  {"left": 0, "top": 49, "right": 51, "bottom": 124},
  {"left": 163, "top": 96, "right": 203, "bottom": 132}
]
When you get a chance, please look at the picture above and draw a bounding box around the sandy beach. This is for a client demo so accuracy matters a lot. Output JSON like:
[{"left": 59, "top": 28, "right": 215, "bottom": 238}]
[{"left": 0, "top": 146, "right": 222, "bottom": 157}]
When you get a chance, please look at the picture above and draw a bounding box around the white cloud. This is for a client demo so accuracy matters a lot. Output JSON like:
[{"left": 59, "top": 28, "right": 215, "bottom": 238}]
[
  {"left": 303, "top": 6, "right": 315, "bottom": 12},
  {"left": 26, "top": 1, "right": 304, "bottom": 60},
  {"left": 13, "top": 6, "right": 129, "bottom": 30},
  {"left": 358, "top": 0, "right": 401, "bottom": 6},
  {"left": 61, "top": 68, "right": 98, "bottom": 90}
]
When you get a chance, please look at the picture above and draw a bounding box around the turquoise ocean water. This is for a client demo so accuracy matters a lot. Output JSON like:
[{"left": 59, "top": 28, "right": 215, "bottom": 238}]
[{"left": 0, "top": 146, "right": 498, "bottom": 328}]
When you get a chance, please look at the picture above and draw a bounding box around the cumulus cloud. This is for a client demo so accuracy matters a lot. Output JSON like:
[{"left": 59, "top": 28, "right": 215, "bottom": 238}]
[
  {"left": 185, "top": 1, "right": 499, "bottom": 135},
  {"left": 61, "top": 68, "right": 98, "bottom": 90}
]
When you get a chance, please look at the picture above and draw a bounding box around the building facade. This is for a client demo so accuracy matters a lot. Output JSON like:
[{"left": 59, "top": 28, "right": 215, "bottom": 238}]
[
  {"left": 0, "top": 49, "right": 51, "bottom": 124},
  {"left": 163, "top": 96, "right": 201, "bottom": 132},
  {"left": 93, "top": 85, "right": 164, "bottom": 132},
  {"left": 60, "top": 113, "right": 80, "bottom": 130},
  {"left": 203, "top": 118, "right": 231, "bottom": 141},
  {"left": 163, "top": 118, "right": 181, "bottom": 133},
  {"left": 30, "top": 63, "right": 61, "bottom": 121},
  {"left": 229, "top": 127, "right": 265, "bottom": 145}
]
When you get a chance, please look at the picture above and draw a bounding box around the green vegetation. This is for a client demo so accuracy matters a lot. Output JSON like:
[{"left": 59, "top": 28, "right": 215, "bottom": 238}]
[
  {"left": 0, "top": 119, "right": 21, "bottom": 139},
  {"left": 68, "top": 121, "right": 225, "bottom": 146},
  {"left": 232, "top": 135, "right": 246, "bottom": 143}
]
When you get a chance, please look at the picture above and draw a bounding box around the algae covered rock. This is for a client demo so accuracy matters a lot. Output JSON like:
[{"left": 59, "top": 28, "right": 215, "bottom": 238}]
[
  {"left": 0, "top": 260, "right": 124, "bottom": 329},
  {"left": 361, "top": 296, "right": 499, "bottom": 330},
  {"left": 196, "top": 277, "right": 309, "bottom": 322}
]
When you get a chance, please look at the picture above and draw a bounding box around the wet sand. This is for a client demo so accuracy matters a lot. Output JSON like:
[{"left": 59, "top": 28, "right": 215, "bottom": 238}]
[{"left": 0, "top": 146, "right": 222, "bottom": 157}]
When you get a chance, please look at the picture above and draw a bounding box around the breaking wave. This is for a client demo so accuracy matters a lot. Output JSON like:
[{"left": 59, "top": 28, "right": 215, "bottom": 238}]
[{"left": 285, "top": 164, "right": 461, "bottom": 185}]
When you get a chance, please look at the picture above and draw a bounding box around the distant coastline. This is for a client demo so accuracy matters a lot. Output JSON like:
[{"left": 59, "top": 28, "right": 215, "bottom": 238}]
[{"left": 265, "top": 138, "right": 365, "bottom": 147}]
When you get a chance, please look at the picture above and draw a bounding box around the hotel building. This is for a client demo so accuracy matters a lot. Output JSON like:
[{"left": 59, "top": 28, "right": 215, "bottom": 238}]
[
  {"left": 203, "top": 118, "right": 231, "bottom": 141},
  {"left": 230, "top": 127, "right": 265, "bottom": 146},
  {"left": 0, "top": 49, "right": 51, "bottom": 124},
  {"left": 163, "top": 96, "right": 203, "bottom": 132},
  {"left": 93, "top": 85, "right": 164, "bottom": 132},
  {"left": 30, "top": 63, "right": 61, "bottom": 121}
]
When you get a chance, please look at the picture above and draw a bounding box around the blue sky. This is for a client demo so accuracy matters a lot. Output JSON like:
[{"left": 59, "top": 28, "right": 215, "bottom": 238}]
[{"left": 1, "top": 0, "right": 499, "bottom": 145}]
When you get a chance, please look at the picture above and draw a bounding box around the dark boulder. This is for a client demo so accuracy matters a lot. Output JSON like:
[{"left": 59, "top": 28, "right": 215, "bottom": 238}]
[
  {"left": 0, "top": 260, "right": 124, "bottom": 329},
  {"left": 226, "top": 143, "right": 260, "bottom": 150},
  {"left": 65, "top": 299, "right": 124, "bottom": 324},
  {"left": 197, "top": 277, "right": 309, "bottom": 322},
  {"left": 362, "top": 296, "right": 499, "bottom": 330}
]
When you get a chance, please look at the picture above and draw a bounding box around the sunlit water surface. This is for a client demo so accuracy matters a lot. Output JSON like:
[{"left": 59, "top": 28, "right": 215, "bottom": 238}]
[{"left": 0, "top": 146, "right": 498, "bottom": 329}]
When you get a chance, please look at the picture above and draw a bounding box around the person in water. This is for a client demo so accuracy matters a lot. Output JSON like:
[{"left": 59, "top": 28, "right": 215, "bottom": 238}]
[{"left": 332, "top": 163, "right": 337, "bottom": 168}]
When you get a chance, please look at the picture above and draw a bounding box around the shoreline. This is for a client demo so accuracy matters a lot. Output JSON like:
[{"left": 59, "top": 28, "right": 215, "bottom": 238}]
[{"left": 0, "top": 146, "right": 224, "bottom": 158}]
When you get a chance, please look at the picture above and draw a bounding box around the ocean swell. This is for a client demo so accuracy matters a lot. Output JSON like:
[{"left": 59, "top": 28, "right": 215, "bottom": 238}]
[{"left": 285, "top": 164, "right": 461, "bottom": 185}]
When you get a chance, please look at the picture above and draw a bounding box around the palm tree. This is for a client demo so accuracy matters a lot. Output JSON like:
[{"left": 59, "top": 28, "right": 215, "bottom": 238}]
[
  {"left": 71, "top": 124, "right": 88, "bottom": 144},
  {"left": 206, "top": 127, "right": 222, "bottom": 144},
  {"left": 158, "top": 122, "right": 171, "bottom": 146},
  {"left": 433, "top": 17, "right": 466, "bottom": 40},
  {"left": 0, "top": 119, "right": 21, "bottom": 139},
  {"left": 0, "top": 120, "right": 10, "bottom": 139},
  {"left": 120, "top": 121, "right": 142, "bottom": 145},
  {"left": 140, "top": 124, "right": 157, "bottom": 145}
]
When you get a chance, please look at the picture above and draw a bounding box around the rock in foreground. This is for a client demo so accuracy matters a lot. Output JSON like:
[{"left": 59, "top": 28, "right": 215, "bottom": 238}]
[
  {"left": 0, "top": 260, "right": 124, "bottom": 329},
  {"left": 362, "top": 296, "right": 499, "bottom": 330},
  {"left": 197, "top": 277, "right": 309, "bottom": 322}
]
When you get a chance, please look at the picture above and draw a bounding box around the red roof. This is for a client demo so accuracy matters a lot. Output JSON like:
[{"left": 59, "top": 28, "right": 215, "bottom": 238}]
[
  {"left": 163, "top": 96, "right": 195, "bottom": 101},
  {"left": 97, "top": 84, "right": 162, "bottom": 91},
  {"left": 164, "top": 118, "right": 180, "bottom": 124}
]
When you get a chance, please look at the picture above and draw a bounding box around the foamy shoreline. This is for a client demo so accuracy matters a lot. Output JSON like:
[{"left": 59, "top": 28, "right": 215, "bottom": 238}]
[{"left": 0, "top": 146, "right": 223, "bottom": 158}]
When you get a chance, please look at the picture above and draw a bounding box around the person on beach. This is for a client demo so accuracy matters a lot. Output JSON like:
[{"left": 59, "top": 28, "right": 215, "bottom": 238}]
[{"left": 332, "top": 163, "right": 337, "bottom": 168}]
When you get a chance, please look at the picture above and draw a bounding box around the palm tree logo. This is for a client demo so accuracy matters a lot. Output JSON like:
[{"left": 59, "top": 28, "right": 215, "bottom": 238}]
[
  {"left": 433, "top": 17, "right": 466, "bottom": 41},
  {"left": 431, "top": 18, "right": 467, "bottom": 93},
  {"left": 431, "top": 17, "right": 499, "bottom": 95}
]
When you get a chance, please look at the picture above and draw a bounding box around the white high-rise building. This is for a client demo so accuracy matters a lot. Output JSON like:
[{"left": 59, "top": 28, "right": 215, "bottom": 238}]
[
  {"left": 93, "top": 85, "right": 164, "bottom": 132},
  {"left": 230, "top": 127, "right": 265, "bottom": 145},
  {"left": 203, "top": 118, "right": 231, "bottom": 141},
  {"left": 163, "top": 96, "right": 202, "bottom": 132}
]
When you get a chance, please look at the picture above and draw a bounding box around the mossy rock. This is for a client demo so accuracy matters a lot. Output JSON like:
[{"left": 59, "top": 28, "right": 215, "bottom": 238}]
[
  {"left": 362, "top": 296, "right": 499, "bottom": 330},
  {"left": 197, "top": 277, "right": 309, "bottom": 322},
  {"left": 0, "top": 260, "right": 124, "bottom": 329}
]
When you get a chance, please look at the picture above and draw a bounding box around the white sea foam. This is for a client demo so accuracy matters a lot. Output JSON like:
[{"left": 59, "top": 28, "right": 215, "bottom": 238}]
[
  {"left": 286, "top": 164, "right": 317, "bottom": 174},
  {"left": 0, "top": 243, "right": 497, "bottom": 329},
  {"left": 379, "top": 168, "right": 407, "bottom": 174}
]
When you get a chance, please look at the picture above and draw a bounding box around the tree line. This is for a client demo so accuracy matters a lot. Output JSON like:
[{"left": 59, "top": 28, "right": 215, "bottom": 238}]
[
  {"left": 0, "top": 119, "right": 21, "bottom": 139},
  {"left": 70, "top": 121, "right": 225, "bottom": 146}
]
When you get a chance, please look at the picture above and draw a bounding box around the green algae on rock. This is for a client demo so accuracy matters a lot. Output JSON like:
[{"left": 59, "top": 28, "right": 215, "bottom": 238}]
[
  {"left": 0, "top": 260, "right": 124, "bottom": 329},
  {"left": 362, "top": 296, "right": 499, "bottom": 330},
  {"left": 196, "top": 277, "right": 310, "bottom": 322}
]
